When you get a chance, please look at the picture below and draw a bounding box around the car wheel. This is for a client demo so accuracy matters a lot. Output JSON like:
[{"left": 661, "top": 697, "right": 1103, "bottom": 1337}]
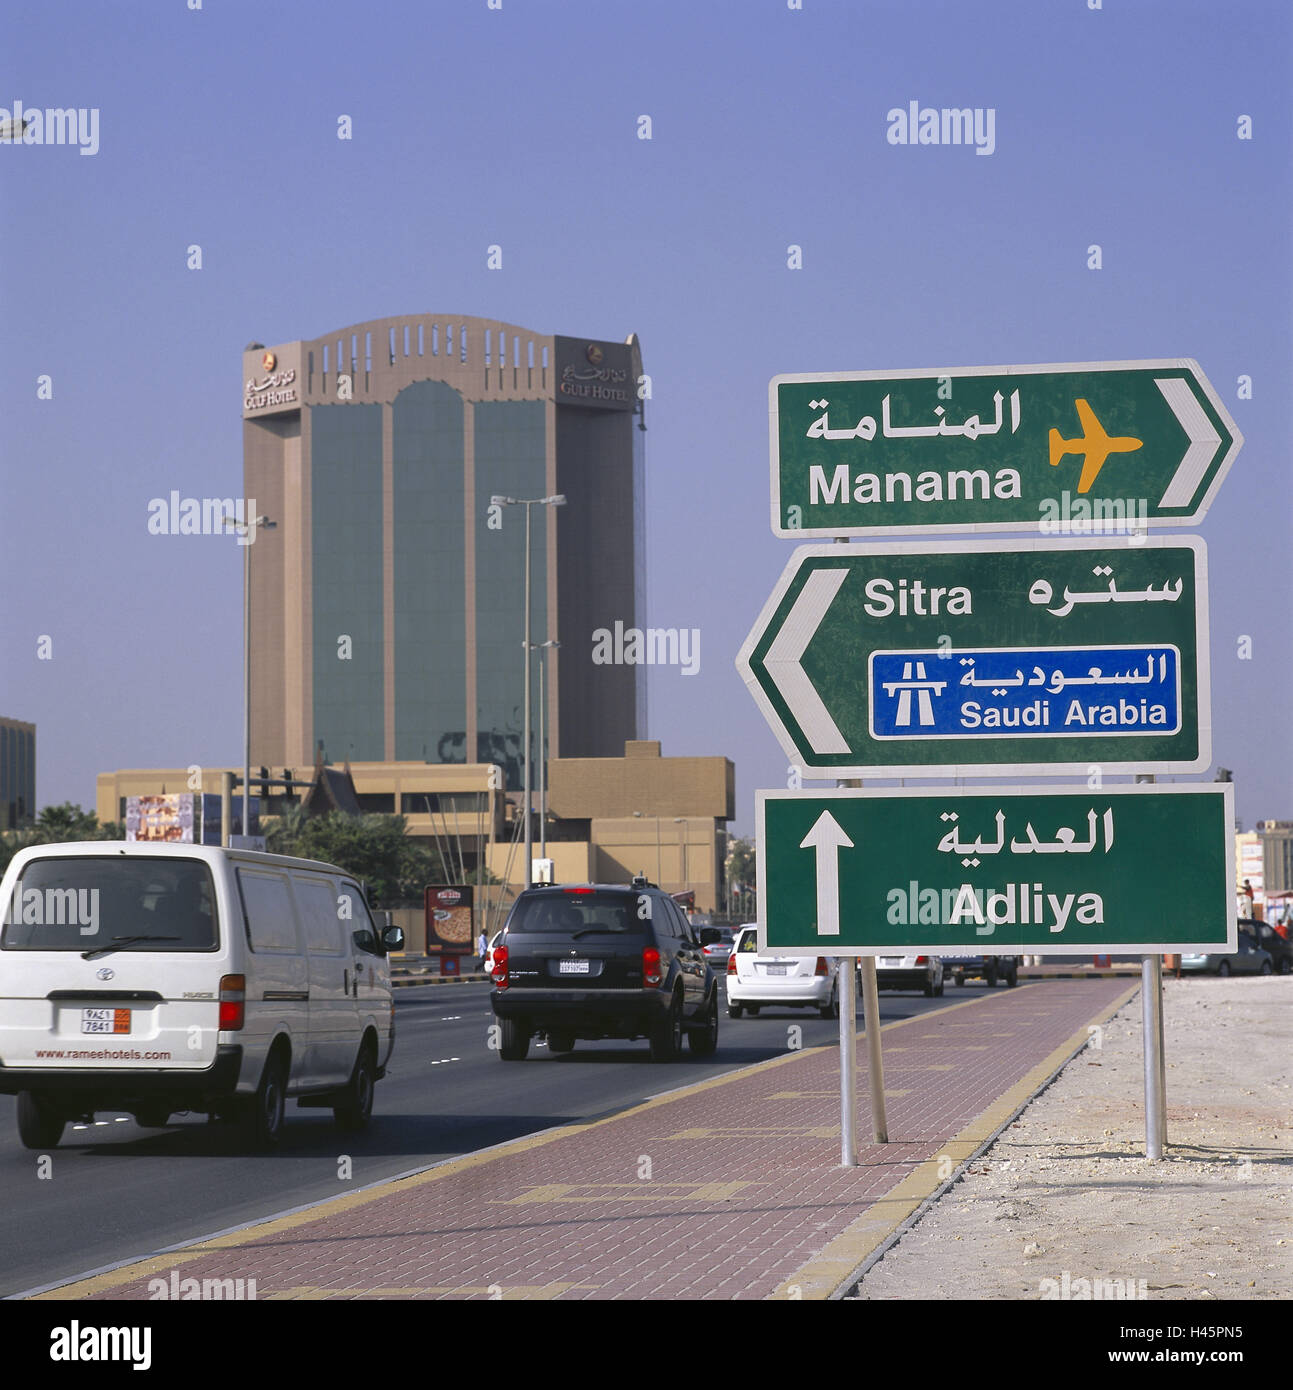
[
  {"left": 746, "top": 1004, "right": 761, "bottom": 1016},
  {"left": 16, "top": 1092, "right": 65, "bottom": 1150},
  {"left": 820, "top": 978, "right": 840, "bottom": 1019},
  {"left": 688, "top": 991, "right": 719, "bottom": 1057},
  {"left": 727, "top": 1002, "right": 744, "bottom": 1019},
  {"left": 499, "top": 1017, "right": 530, "bottom": 1061},
  {"left": 1006, "top": 967, "right": 1019, "bottom": 988},
  {"left": 649, "top": 992, "right": 683, "bottom": 1062},
  {"left": 1217, "top": 961, "right": 1231, "bottom": 977},
  {"left": 333, "top": 1043, "right": 377, "bottom": 1133},
  {"left": 1259, "top": 960, "right": 1273, "bottom": 976},
  {"left": 245, "top": 1051, "right": 288, "bottom": 1148},
  {"left": 547, "top": 1030, "right": 575, "bottom": 1054},
  {"left": 923, "top": 975, "right": 935, "bottom": 998},
  {"left": 935, "top": 978, "right": 945, "bottom": 997}
]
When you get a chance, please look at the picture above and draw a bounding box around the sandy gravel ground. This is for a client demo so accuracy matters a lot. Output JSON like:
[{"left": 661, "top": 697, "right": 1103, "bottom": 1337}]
[{"left": 851, "top": 974, "right": 1292, "bottom": 1301}]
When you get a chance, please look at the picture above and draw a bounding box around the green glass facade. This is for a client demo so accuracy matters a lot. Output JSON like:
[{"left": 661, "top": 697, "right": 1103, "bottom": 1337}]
[
  {"left": 473, "top": 400, "right": 547, "bottom": 788},
  {"left": 1, "top": 719, "right": 35, "bottom": 830},
  {"left": 393, "top": 380, "right": 467, "bottom": 762},
  {"left": 311, "top": 403, "right": 385, "bottom": 761}
]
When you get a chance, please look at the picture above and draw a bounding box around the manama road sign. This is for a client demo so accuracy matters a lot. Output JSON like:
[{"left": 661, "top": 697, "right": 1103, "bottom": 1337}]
[
  {"left": 770, "top": 359, "right": 1241, "bottom": 537},
  {"left": 757, "top": 784, "right": 1234, "bottom": 957},
  {"left": 736, "top": 536, "right": 1209, "bottom": 779}
]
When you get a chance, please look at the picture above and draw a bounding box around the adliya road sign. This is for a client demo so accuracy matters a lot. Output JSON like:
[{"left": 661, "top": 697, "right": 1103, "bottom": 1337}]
[
  {"left": 770, "top": 359, "right": 1241, "bottom": 537},
  {"left": 757, "top": 784, "right": 1235, "bottom": 956},
  {"left": 736, "top": 536, "right": 1209, "bottom": 778}
]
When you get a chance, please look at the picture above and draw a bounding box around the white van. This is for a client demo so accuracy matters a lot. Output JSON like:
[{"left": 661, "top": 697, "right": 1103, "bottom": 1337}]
[{"left": 0, "top": 842, "right": 403, "bottom": 1149}]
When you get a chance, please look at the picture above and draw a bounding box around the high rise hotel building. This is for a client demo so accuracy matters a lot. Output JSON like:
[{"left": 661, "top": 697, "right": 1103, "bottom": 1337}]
[{"left": 241, "top": 316, "right": 646, "bottom": 790}]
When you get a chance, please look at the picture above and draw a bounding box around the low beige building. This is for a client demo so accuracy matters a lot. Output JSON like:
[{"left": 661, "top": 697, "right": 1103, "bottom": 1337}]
[{"left": 97, "top": 740, "right": 735, "bottom": 945}]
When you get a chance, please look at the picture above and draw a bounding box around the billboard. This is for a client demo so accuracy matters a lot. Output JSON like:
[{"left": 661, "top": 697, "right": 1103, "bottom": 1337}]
[
  {"left": 125, "top": 794, "right": 259, "bottom": 844},
  {"left": 425, "top": 885, "right": 475, "bottom": 954}
]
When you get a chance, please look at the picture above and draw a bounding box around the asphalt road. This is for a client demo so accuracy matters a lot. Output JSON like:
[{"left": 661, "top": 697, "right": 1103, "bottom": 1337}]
[{"left": 0, "top": 977, "right": 967, "bottom": 1297}]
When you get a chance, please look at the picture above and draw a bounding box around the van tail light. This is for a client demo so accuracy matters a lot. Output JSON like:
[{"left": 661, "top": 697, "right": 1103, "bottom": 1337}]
[
  {"left": 218, "top": 975, "right": 245, "bottom": 1031},
  {"left": 814, "top": 957, "right": 829, "bottom": 976},
  {"left": 727, "top": 953, "right": 738, "bottom": 975},
  {"left": 643, "top": 946, "right": 663, "bottom": 987},
  {"left": 491, "top": 945, "right": 509, "bottom": 990}
]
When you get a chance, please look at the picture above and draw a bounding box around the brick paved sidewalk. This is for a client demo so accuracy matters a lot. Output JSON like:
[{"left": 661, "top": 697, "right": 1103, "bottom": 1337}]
[{"left": 39, "top": 977, "right": 1135, "bottom": 1301}]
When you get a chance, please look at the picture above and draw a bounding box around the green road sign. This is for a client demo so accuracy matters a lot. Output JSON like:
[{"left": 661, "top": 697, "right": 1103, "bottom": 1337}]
[
  {"left": 770, "top": 359, "right": 1241, "bottom": 537},
  {"left": 758, "top": 784, "right": 1234, "bottom": 956},
  {"left": 736, "top": 536, "right": 1209, "bottom": 778}
]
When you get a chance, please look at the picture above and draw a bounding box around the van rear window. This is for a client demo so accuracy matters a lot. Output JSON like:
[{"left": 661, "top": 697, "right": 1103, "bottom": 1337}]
[{"left": 1, "top": 858, "right": 218, "bottom": 952}]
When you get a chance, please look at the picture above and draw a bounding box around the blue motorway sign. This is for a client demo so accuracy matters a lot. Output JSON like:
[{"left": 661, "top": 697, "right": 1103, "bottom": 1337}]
[{"left": 869, "top": 644, "right": 1180, "bottom": 741}]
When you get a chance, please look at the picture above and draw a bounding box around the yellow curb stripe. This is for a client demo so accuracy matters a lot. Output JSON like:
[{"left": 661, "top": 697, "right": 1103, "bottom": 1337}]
[
  {"left": 30, "top": 986, "right": 1017, "bottom": 1300},
  {"left": 773, "top": 980, "right": 1141, "bottom": 1301}
]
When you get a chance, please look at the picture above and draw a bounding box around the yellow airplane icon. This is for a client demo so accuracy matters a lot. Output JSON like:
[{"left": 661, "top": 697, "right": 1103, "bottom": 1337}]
[{"left": 1048, "top": 398, "right": 1143, "bottom": 494}]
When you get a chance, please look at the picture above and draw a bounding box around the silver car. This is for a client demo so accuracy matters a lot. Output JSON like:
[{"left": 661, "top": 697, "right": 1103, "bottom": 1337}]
[{"left": 1180, "top": 926, "right": 1273, "bottom": 976}]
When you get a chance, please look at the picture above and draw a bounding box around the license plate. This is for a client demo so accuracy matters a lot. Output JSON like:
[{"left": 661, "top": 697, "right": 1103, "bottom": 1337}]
[
  {"left": 765, "top": 964, "right": 788, "bottom": 976},
  {"left": 82, "top": 1008, "right": 131, "bottom": 1035},
  {"left": 558, "top": 960, "right": 590, "bottom": 975},
  {"left": 880, "top": 958, "right": 901, "bottom": 966}
]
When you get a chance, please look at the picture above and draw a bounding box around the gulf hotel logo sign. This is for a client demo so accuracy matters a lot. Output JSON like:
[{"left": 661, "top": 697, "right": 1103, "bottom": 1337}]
[{"left": 244, "top": 346, "right": 300, "bottom": 414}]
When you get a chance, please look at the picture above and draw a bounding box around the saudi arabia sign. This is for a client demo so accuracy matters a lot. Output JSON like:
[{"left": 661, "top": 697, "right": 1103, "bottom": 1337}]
[
  {"left": 757, "top": 784, "right": 1234, "bottom": 956},
  {"left": 736, "top": 536, "right": 1209, "bottom": 778},
  {"left": 770, "top": 359, "right": 1241, "bottom": 537}
]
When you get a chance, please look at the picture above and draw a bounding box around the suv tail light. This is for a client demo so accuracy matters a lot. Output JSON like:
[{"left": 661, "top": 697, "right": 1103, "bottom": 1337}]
[
  {"left": 643, "top": 946, "right": 663, "bottom": 988},
  {"left": 915, "top": 955, "right": 928, "bottom": 965},
  {"left": 814, "top": 957, "right": 829, "bottom": 976},
  {"left": 218, "top": 975, "right": 245, "bottom": 1031},
  {"left": 727, "top": 952, "right": 738, "bottom": 975},
  {"left": 491, "top": 944, "right": 509, "bottom": 990}
]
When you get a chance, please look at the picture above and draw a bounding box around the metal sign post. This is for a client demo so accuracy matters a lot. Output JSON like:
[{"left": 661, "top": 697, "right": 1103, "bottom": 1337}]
[
  {"left": 838, "top": 958, "right": 857, "bottom": 1166},
  {"left": 1141, "top": 954, "right": 1166, "bottom": 1160},
  {"left": 858, "top": 957, "right": 888, "bottom": 1143}
]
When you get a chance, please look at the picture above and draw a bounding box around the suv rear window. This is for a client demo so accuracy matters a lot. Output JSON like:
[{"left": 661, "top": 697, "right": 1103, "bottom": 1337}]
[
  {"left": 1, "top": 857, "right": 219, "bottom": 952},
  {"left": 506, "top": 890, "right": 643, "bottom": 937}
]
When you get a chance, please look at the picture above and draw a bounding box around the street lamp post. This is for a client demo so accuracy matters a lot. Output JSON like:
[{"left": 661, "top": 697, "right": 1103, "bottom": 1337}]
[
  {"left": 225, "top": 511, "right": 276, "bottom": 844},
  {"left": 492, "top": 495, "right": 565, "bottom": 889},
  {"left": 535, "top": 639, "right": 560, "bottom": 861}
]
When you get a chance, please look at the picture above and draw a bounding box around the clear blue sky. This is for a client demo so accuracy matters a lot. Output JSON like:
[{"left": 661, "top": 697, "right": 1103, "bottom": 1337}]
[{"left": 3, "top": 0, "right": 1289, "bottom": 836}]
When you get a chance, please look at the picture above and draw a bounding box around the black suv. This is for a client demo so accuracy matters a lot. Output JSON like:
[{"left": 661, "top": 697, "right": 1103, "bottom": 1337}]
[{"left": 488, "top": 879, "right": 721, "bottom": 1061}]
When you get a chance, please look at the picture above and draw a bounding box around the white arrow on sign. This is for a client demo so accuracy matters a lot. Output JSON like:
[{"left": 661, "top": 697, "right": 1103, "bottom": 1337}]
[
  {"left": 800, "top": 809, "right": 854, "bottom": 937},
  {"left": 764, "top": 568, "right": 850, "bottom": 754},
  {"left": 1155, "top": 377, "right": 1222, "bottom": 508}
]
